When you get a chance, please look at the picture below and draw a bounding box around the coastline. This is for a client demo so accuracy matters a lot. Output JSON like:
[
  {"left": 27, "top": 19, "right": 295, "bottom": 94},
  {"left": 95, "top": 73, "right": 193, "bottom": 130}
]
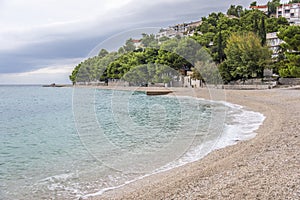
[{"left": 85, "top": 87, "right": 299, "bottom": 199}]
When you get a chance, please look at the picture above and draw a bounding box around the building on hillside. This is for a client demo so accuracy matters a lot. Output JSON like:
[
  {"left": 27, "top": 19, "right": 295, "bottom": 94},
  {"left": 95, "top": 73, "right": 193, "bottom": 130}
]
[
  {"left": 132, "top": 39, "right": 142, "bottom": 49},
  {"left": 156, "top": 20, "right": 202, "bottom": 39},
  {"left": 250, "top": 5, "right": 269, "bottom": 15},
  {"left": 276, "top": 3, "right": 300, "bottom": 24},
  {"left": 156, "top": 28, "right": 183, "bottom": 39},
  {"left": 185, "top": 20, "right": 202, "bottom": 36},
  {"left": 266, "top": 32, "right": 283, "bottom": 58},
  {"left": 173, "top": 21, "right": 202, "bottom": 35},
  {"left": 226, "top": 15, "right": 239, "bottom": 19}
]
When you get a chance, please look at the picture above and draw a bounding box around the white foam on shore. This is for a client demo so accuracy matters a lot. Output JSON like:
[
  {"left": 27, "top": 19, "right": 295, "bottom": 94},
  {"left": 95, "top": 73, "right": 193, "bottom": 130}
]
[
  {"left": 80, "top": 97, "right": 265, "bottom": 199},
  {"left": 151, "top": 99, "right": 265, "bottom": 171},
  {"left": 80, "top": 176, "right": 145, "bottom": 199},
  {"left": 215, "top": 102, "right": 265, "bottom": 149}
]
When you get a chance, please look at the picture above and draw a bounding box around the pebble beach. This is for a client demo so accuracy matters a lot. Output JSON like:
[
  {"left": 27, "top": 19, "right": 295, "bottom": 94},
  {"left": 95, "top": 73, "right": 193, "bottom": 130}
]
[{"left": 90, "top": 87, "right": 300, "bottom": 200}]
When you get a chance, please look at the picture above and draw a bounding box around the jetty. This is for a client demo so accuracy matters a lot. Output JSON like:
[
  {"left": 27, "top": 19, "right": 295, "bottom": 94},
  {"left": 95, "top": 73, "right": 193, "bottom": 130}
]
[
  {"left": 42, "top": 83, "right": 70, "bottom": 87},
  {"left": 146, "top": 91, "right": 172, "bottom": 95}
]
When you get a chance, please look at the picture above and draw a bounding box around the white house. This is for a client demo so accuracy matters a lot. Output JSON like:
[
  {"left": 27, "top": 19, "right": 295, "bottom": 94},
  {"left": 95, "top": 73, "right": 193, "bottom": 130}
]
[
  {"left": 156, "top": 28, "right": 183, "bottom": 39},
  {"left": 277, "top": 3, "right": 300, "bottom": 24},
  {"left": 266, "top": 32, "right": 284, "bottom": 58},
  {"left": 250, "top": 5, "right": 269, "bottom": 14},
  {"left": 156, "top": 20, "right": 202, "bottom": 40},
  {"left": 132, "top": 39, "right": 142, "bottom": 49}
]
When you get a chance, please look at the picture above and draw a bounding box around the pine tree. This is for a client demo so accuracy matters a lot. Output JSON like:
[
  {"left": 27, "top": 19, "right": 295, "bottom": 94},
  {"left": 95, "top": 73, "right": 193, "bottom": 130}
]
[
  {"left": 259, "top": 16, "right": 266, "bottom": 46},
  {"left": 217, "top": 31, "right": 224, "bottom": 63},
  {"left": 253, "top": 18, "right": 259, "bottom": 34}
]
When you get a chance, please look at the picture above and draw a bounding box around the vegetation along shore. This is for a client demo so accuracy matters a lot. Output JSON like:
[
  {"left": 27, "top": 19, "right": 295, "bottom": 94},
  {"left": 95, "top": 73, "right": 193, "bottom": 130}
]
[{"left": 70, "top": 1, "right": 300, "bottom": 88}]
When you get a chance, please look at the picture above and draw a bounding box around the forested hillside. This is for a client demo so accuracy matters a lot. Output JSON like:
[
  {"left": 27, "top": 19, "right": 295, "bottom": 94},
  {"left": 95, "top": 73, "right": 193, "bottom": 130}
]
[{"left": 70, "top": 2, "right": 300, "bottom": 85}]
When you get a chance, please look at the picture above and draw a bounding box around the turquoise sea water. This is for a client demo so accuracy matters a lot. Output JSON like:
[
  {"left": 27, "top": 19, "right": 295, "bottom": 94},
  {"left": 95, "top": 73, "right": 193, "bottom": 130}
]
[{"left": 0, "top": 86, "right": 265, "bottom": 199}]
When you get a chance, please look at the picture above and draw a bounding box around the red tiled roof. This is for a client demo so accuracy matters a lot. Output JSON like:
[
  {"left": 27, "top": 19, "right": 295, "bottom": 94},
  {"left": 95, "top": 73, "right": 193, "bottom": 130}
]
[
  {"left": 278, "top": 3, "right": 300, "bottom": 8},
  {"left": 250, "top": 5, "right": 268, "bottom": 9},
  {"left": 132, "top": 39, "right": 141, "bottom": 43}
]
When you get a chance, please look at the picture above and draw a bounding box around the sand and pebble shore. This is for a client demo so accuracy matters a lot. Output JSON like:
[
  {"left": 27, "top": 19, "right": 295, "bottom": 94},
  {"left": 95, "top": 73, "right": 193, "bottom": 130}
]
[{"left": 85, "top": 86, "right": 299, "bottom": 200}]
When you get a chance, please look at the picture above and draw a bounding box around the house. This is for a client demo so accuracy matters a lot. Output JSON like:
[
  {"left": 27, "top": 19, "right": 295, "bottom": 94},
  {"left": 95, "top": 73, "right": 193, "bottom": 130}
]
[
  {"left": 266, "top": 32, "right": 284, "bottom": 58},
  {"left": 185, "top": 21, "right": 202, "bottom": 36},
  {"left": 277, "top": 3, "right": 300, "bottom": 24},
  {"left": 132, "top": 39, "right": 142, "bottom": 49},
  {"left": 250, "top": 5, "right": 269, "bottom": 15},
  {"left": 250, "top": 3, "right": 300, "bottom": 24},
  {"left": 156, "top": 28, "right": 183, "bottom": 39},
  {"left": 156, "top": 20, "right": 202, "bottom": 39}
]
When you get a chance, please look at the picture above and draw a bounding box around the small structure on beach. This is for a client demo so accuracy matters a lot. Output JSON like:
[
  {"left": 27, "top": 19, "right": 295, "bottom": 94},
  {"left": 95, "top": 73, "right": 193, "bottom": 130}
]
[{"left": 146, "top": 91, "right": 172, "bottom": 95}]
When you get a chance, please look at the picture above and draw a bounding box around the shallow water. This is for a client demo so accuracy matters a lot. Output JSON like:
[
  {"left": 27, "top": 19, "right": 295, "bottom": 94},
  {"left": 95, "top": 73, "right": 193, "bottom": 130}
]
[{"left": 0, "top": 86, "right": 264, "bottom": 199}]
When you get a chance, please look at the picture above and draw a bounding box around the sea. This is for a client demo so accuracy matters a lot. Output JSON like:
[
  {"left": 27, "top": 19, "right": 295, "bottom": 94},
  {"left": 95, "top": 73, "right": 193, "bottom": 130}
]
[{"left": 0, "top": 85, "right": 265, "bottom": 199}]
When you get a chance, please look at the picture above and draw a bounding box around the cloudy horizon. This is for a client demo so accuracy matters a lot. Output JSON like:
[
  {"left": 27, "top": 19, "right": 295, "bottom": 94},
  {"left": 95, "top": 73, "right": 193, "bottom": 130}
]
[{"left": 0, "top": 0, "right": 268, "bottom": 84}]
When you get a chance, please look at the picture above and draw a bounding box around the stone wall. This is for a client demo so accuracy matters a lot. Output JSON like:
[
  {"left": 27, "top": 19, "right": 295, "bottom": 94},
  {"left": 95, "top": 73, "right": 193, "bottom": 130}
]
[
  {"left": 279, "top": 78, "right": 300, "bottom": 85},
  {"left": 222, "top": 84, "right": 271, "bottom": 90}
]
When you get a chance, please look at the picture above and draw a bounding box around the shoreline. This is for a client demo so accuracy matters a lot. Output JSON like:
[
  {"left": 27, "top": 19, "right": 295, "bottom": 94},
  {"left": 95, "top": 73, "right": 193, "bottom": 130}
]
[
  {"left": 86, "top": 87, "right": 300, "bottom": 199},
  {"left": 80, "top": 87, "right": 265, "bottom": 199}
]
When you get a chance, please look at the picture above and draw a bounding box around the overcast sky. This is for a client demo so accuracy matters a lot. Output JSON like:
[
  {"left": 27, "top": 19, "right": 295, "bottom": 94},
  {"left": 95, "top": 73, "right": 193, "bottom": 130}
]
[{"left": 0, "top": 0, "right": 268, "bottom": 84}]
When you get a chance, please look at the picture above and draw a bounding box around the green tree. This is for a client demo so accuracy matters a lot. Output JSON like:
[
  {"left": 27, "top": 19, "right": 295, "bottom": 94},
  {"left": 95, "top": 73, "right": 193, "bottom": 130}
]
[
  {"left": 194, "top": 61, "right": 221, "bottom": 84},
  {"left": 154, "top": 64, "right": 177, "bottom": 83},
  {"left": 94, "top": 52, "right": 119, "bottom": 81},
  {"left": 215, "top": 31, "right": 224, "bottom": 63},
  {"left": 278, "top": 54, "right": 300, "bottom": 77},
  {"left": 227, "top": 5, "right": 237, "bottom": 16},
  {"left": 141, "top": 33, "right": 158, "bottom": 48},
  {"left": 253, "top": 17, "right": 259, "bottom": 34},
  {"left": 288, "top": 0, "right": 300, "bottom": 3},
  {"left": 123, "top": 64, "right": 157, "bottom": 86},
  {"left": 191, "top": 32, "right": 215, "bottom": 47},
  {"left": 224, "top": 32, "right": 271, "bottom": 81},
  {"left": 259, "top": 16, "right": 266, "bottom": 45},
  {"left": 236, "top": 5, "right": 244, "bottom": 18},
  {"left": 267, "top": 0, "right": 281, "bottom": 16},
  {"left": 98, "top": 49, "right": 109, "bottom": 58},
  {"left": 227, "top": 5, "right": 244, "bottom": 17},
  {"left": 199, "top": 13, "right": 223, "bottom": 34},
  {"left": 250, "top": 1, "right": 257, "bottom": 6},
  {"left": 143, "top": 48, "right": 159, "bottom": 63},
  {"left": 278, "top": 26, "right": 300, "bottom": 51},
  {"left": 277, "top": 26, "right": 300, "bottom": 77},
  {"left": 175, "top": 37, "right": 203, "bottom": 65},
  {"left": 156, "top": 50, "right": 190, "bottom": 71},
  {"left": 107, "top": 52, "right": 141, "bottom": 78},
  {"left": 191, "top": 67, "right": 202, "bottom": 80},
  {"left": 69, "top": 63, "right": 81, "bottom": 84},
  {"left": 155, "top": 38, "right": 191, "bottom": 71},
  {"left": 123, "top": 38, "right": 136, "bottom": 52},
  {"left": 159, "top": 36, "right": 169, "bottom": 42},
  {"left": 219, "top": 62, "right": 233, "bottom": 83},
  {"left": 240, "top": 9, "right": 264, "bottom": 33},
  {"left": 265, "top": 17, "right": 289, "bottom": 33}
]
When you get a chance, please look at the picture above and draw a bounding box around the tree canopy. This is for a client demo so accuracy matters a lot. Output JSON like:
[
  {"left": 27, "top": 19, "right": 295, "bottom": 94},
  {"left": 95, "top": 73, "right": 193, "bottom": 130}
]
[
  {"left": 277, "top": 26, "right": 300, "bottom": 77},
  {"left": 288, "top": 0, "right": 300, "bottom": 3},
  {"left": 227, "top": 5, "right": 244, "bottom": 18},
  {"left": 224, "top": 32, "right": 271, "bottom": 81},
  {"left": 267, "top": 0, "right": 281, "bottom": 16}
]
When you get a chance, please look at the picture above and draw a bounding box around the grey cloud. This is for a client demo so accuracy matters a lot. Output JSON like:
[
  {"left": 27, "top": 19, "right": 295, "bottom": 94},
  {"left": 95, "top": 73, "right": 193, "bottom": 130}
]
[{"left": 0, "top": 36, "right": 105, "bottom": 73}]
